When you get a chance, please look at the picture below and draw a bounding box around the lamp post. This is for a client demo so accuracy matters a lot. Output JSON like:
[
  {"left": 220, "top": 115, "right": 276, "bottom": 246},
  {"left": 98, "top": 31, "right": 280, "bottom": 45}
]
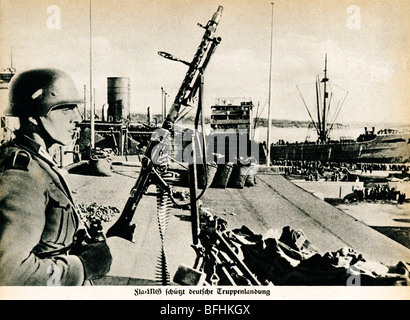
[{"left": 266, "top": 2, "right": 274, "bottom": 166}]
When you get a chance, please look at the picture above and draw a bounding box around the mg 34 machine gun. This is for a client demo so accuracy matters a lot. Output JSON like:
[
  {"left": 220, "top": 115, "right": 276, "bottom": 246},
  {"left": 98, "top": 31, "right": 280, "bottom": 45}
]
[{"left": 106, "top": 6, "right": 261, "bottom": 286}]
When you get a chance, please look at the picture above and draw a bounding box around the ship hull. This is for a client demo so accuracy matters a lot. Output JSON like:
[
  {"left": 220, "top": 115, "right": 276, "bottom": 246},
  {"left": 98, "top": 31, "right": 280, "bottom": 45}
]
[{"left": 270, "top": 133, "right": 410, "bottom": 163}]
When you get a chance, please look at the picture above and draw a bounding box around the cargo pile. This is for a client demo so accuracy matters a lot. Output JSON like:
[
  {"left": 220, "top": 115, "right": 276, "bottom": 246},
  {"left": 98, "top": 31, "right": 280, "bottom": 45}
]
[
  {"left": 195, "top": 156, "right": 259, "bottom": 190},
  {"left": 194, "top": 205, "right": 410, "bottom": 286},
  {"left": 77, "top": 202, "right": 120, "bottom": 223}
]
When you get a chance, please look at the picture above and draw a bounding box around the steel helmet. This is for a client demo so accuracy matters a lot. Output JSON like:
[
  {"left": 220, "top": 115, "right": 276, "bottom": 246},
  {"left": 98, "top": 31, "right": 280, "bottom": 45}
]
[{"left": 8, "top": 68, "right": 83, "bottom": 117}]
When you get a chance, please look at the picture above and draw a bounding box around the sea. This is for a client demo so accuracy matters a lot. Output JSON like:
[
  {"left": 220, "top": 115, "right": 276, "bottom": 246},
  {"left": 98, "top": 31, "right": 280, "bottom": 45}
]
[{"left": 252, "top": 124, "right": 406, "bottom": 145}]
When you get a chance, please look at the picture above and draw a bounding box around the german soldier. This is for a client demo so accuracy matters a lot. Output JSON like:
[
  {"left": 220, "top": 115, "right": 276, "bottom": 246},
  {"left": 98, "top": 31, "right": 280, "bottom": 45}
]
[{"left": 0, "top": 68, "right": 112, "bottom": 285}]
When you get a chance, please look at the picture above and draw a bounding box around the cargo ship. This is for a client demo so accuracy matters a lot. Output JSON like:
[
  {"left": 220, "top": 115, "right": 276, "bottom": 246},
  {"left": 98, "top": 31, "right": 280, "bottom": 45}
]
[{"left": 270, "top": 56, "right": 410, "bottom": 164}]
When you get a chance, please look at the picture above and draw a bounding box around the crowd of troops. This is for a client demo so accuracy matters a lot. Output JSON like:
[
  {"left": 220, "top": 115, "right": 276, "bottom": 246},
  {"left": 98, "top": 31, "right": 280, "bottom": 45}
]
[
  {"left": 345, "top": 185, "right": 407, "bottom": 204},
  {"left": 270, "top": 160, "right": 408, "bottom": 204}
]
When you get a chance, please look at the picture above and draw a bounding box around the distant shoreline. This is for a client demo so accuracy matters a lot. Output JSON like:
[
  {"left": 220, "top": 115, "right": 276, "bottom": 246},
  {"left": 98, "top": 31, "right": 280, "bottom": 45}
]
[{"left": 129, "top": 113, "right": 409, "bottom": 130}]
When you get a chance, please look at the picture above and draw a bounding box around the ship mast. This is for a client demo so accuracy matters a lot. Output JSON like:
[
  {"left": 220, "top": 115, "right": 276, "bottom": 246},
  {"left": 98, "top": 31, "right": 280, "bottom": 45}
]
[
  {"left": 320, "top": 54, "right": 329, "bottom": 143},
  {"left": 298, "top": 55, "right": 348, "bottom": 144},
  {"left": 315, "top": 75, "right": 321, "bottom": 138}
]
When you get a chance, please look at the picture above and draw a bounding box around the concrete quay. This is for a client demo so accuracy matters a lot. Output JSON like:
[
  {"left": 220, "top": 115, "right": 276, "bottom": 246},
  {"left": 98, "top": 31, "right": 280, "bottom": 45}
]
[{"left": 66, "top": 163, "right": 410, "bottom": 285}]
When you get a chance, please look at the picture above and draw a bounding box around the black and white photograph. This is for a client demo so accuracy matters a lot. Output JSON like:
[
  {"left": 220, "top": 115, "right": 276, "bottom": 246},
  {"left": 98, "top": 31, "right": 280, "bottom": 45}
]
[{"left": 0, "top": 0, "right": 409, "bottom": 301}]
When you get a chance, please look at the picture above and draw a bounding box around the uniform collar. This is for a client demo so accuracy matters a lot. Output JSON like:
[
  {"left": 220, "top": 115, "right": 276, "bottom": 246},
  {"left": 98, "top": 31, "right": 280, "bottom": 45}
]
[
  {"left": 13, "top": 133, "right": 58, "bottom": 166},
  {"left": 38, "top": 146, "right": 56, "bottom": 164}
]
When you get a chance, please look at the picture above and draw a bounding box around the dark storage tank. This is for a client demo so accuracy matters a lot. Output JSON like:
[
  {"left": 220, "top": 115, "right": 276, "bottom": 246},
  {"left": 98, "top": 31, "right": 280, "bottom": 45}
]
[{"left": 107, "top": 77, "right": 130, "bottom": 122}]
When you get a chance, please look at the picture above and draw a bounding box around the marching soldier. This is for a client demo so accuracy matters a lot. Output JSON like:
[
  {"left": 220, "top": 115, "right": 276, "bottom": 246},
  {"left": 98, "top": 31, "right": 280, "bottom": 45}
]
[{"left": 0, "top": 68, "right": 112, "bottom": 285}]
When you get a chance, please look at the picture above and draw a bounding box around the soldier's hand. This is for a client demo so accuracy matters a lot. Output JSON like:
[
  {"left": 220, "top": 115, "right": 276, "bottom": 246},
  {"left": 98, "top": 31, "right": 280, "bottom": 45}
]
[{"left": 71, "top": 241, "right": 112, "bottom": 280}]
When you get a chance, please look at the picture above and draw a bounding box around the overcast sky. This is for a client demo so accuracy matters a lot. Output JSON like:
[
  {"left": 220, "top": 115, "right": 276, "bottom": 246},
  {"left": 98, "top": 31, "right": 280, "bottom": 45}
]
[{"left": 0, "top": 0, "right": 409, "bottom": 125}]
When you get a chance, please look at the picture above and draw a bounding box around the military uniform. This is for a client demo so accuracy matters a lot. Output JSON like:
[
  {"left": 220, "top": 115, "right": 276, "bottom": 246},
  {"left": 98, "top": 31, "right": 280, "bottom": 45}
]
[{"left": 0, "top": 133, "right": 85, "bottom": 285}]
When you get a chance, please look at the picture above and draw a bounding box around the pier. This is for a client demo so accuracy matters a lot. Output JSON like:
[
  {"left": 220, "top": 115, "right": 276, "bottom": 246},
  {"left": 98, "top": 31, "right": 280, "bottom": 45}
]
[{"left": 66, "top": 163, "right": 410, "bottom": 284}]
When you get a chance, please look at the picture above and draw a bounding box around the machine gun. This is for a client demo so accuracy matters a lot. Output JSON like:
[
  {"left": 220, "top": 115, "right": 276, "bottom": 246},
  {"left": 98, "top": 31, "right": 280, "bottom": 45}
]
[
  {"left": 106, "top": 6, "right": 223, "bottom": 243},
  {"left": 106, "top": 6, "right": 262, "bottom": 286}
]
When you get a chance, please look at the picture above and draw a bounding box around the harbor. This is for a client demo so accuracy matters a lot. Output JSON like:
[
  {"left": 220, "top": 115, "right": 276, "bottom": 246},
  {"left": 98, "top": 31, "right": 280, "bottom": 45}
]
[
  {"left": 64, "top": 159, "right": 409, "bottom": 286},
  {"left": 0, "top": 1, "right": 409, "bottom": 297}
]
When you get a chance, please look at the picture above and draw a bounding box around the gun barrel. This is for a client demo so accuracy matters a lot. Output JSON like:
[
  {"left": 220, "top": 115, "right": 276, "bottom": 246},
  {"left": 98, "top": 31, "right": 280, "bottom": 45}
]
[
  {"left": 164, "top": 6, "right": 223, "bottom": 130},
  {"left": 211, "top": 5, "right": 224, "bottom": 25}
]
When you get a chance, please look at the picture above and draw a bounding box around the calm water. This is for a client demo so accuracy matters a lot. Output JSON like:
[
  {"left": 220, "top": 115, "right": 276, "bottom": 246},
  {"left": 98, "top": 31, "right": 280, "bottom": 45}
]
[
  {"left": 253, "top": 125, "right": 369, "bottom": 144},
  {"left": 188, "top": 122, "right": 371, "bottom": 144}
]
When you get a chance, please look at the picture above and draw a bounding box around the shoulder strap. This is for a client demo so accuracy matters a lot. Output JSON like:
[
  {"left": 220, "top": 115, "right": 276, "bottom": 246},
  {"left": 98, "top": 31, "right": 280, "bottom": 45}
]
[{"left": 5, "top": 149, "right": 32, "bottom": 171}]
